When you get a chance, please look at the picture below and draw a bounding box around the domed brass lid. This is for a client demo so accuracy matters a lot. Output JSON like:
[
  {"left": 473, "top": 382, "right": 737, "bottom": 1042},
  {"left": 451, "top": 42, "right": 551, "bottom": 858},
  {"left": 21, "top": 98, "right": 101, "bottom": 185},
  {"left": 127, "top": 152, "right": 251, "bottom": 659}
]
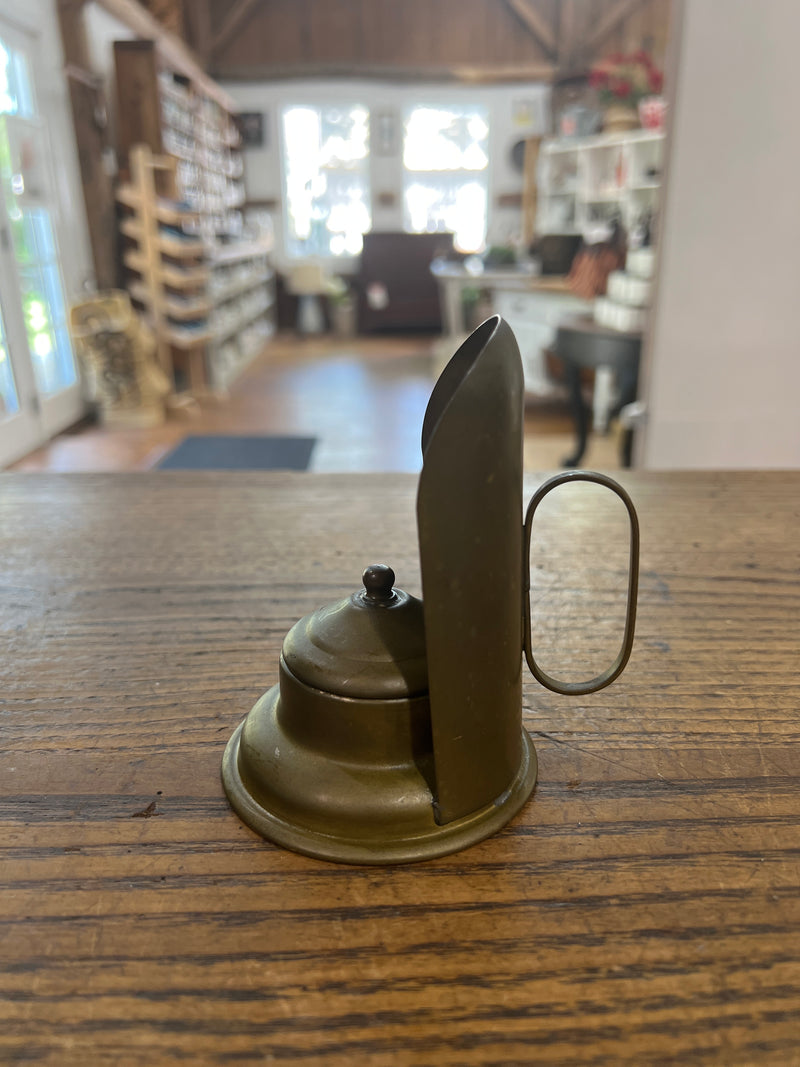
[{"left": 282, "top": 564, "right": 428, "bottom": 699}]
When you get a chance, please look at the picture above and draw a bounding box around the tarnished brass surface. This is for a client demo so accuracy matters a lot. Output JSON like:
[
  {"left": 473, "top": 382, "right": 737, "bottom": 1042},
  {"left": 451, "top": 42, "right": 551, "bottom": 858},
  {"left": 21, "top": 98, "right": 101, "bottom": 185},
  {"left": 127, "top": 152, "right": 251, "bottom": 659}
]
[
  {"left": 221, "top": 315, "right": 639, "bottom": 864},
  {"left": 523, "top": 470, "right": 640, "bottom": 695},
  {"left": 282, "top": 563, "right": 428, "bottom": 699},
  {"left": 221, "top": 563, "right": 538, "bottom": 864},
  {"left": 222, "top": 694, "right": 537, "bottom": 865},
  {"left": 418, "top": 317, "right": 527, "bottom": 824}
]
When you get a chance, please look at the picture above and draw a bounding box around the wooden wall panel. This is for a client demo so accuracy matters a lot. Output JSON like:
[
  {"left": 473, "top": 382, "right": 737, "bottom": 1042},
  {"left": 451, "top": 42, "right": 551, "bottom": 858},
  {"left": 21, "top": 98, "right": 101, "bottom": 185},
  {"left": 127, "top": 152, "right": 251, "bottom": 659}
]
[
  {"left": 600, "top": 0, "right": 672, "bottom": 65},
  {"left": 570, "top": 1, "right": 601, "bottom": 63},
  {"left": 307, "top": 0, "right": 365, "bottom": 63},
  {"left": 373, "top": 0, "right": 428, "bottom": 69},
  {"left": 208, "top": 0, "right": 557, "bottom": 80},
  {"left": 194, "top": 0, "right": 672, "bottom": 82},
  {"left": 213, "top": 0, "right": 309, "bottom": 71}
]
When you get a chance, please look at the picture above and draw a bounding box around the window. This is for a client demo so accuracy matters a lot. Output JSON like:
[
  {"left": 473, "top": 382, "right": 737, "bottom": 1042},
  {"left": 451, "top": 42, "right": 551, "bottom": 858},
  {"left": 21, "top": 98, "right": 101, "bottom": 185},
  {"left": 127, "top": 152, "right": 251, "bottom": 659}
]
[
  {"left": 403, "top": 105, "right": 489, "bottom": 253},
  {"left": 282, "top": 104, "right": 371, "bottom": 258}
]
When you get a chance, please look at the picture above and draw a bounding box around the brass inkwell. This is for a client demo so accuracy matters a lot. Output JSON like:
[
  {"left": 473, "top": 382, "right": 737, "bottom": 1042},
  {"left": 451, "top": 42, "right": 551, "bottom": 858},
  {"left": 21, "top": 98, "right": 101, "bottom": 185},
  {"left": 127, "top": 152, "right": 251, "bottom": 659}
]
[{"left": 222, "top": 316, "right": 639, "bottom": 864}]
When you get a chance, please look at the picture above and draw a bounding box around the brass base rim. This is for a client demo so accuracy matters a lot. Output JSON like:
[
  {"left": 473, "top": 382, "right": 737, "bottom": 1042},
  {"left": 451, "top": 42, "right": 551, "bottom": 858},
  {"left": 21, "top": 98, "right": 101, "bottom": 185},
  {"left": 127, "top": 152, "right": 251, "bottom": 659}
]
[{"left": 221, "top": 724, "right": 537, "bottom": 865}]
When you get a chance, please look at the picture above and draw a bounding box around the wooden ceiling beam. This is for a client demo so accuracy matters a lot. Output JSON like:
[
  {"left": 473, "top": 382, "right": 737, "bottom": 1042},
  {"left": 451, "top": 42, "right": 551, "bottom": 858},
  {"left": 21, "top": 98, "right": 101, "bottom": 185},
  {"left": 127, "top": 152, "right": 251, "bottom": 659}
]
[
  {"left": 213, "top": 61, "right": 556, "bottom": 84},
  {"left": 140, "top": 0, "right": 184, "bottom": 37},
  {"left": 210, "top": 0, "right": 263, "bottom": 61},
  {"left": 585, "top": 0, "right": 647, "bottom": 55},
  {"left": 449, "top": 60, "right": 556, "bottom": 82},
  {"left": 504, "top": 0, "right": 557, "bottom": 60}
]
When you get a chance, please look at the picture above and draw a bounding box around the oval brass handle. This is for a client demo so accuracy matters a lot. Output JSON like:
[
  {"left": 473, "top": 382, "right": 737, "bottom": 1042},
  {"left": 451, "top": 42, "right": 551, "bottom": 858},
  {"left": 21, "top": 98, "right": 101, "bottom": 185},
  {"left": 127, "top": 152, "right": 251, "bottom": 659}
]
[{"left": 523, "top": 470, "right": 640, "bottom": 696}]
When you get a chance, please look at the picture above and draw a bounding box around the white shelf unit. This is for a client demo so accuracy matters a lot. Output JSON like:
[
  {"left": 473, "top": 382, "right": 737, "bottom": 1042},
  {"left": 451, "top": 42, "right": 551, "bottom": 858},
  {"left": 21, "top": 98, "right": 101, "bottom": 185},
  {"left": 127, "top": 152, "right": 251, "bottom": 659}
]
[
  {"left": 537, "top": 129, "right": 665, "bottom": 236},
  {"left": 206, "top": 242, "right": 275, "bottom": 389}
]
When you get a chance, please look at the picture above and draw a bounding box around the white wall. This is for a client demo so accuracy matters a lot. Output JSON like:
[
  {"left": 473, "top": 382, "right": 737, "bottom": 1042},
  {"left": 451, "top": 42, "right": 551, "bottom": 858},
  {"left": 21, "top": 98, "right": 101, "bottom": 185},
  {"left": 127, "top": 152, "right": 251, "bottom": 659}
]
[
  {"left": 640, "top": 0, "right": 800, "bottom": 469},
  {"left": 221, "top": 79, "right": 550, "bottom": 273},
  {"left": 84, "top": 1, "right": 136, "bottom": 83}
]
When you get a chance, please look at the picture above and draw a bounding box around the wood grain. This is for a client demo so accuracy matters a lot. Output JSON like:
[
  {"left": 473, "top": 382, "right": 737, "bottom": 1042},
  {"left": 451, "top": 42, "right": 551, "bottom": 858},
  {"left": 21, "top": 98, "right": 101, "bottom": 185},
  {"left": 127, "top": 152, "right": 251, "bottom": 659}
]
[
  {"left": 113, "top": 41, "right": 164, "bottom": 161},
  {"left": 1, "top": 471, "right": 798, "bottom": 1065},
  {"left": 198, "top": 0, "right": 671, "bottom": 81}
]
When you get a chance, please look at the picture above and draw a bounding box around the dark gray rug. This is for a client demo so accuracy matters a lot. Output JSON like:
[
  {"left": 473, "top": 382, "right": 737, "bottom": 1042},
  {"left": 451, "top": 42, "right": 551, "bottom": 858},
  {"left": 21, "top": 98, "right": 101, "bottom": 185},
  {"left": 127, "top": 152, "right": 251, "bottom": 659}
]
[{"left": 157, "top": 435, "right": 317, "bottom": 471}]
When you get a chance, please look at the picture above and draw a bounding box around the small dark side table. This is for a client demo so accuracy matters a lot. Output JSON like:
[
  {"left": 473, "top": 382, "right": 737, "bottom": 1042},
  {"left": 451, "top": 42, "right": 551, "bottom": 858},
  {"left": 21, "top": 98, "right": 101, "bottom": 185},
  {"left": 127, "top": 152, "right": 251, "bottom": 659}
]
[{"left": 554, "top": 313, "right": 643, "bottom": 467}]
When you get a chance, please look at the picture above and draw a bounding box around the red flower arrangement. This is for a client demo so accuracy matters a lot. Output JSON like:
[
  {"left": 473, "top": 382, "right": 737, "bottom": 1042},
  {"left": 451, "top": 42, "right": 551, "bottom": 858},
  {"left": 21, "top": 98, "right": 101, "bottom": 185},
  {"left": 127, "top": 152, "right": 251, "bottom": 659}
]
[{"left": 589, "top": 51, "right": 663, "bottom": 108}]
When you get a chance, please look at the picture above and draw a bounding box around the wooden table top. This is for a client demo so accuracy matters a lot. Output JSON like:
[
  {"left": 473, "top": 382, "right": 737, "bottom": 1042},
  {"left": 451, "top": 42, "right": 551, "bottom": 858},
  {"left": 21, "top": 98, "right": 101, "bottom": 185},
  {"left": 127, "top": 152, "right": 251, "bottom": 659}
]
[
  {"left": 430, "top": 261, "right": 574, "bottom": 293},
  {"left": 2, "top": 471, "right": 798, "bottom": 1066},
  {"left": 558, "top": 312, "right": 644, "bottom": 341}
]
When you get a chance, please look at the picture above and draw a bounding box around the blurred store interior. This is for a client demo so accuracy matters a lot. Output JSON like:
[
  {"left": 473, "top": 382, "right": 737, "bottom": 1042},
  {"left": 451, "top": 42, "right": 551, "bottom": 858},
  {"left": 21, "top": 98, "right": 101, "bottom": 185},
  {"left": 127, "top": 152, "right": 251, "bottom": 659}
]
[{"left": 1, "top": 0, "right": 798, "bottom": 473}]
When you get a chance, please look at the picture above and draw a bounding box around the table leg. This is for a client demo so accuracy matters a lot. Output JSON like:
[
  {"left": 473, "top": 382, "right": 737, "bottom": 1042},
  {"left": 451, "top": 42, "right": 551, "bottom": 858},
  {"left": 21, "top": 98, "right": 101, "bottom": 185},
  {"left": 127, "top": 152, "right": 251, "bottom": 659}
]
[
  {"left": 437, "top": 279, "right": 463, "bottom": 337},
  {"left": 592, "top": 366, "right": 616, "bottom": 432},
  {"left": 611, "top": 359, "right": 640, "bottom": 468},
  {"left": 561, "top": 357, "right": 588, "bottom": 468}
]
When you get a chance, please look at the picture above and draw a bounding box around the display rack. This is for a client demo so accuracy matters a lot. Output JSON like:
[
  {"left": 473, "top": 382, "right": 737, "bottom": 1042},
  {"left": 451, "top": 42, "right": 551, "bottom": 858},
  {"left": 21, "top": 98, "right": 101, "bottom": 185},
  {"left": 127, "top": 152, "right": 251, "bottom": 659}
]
[
  {"left": 536, "top": 128, "right": 665, "bottom": 236},
  {"left": 117, "top": 145, "right": 210, "bottom": 393},
  {"left": 207, "top": 242, "right": 275, "bottom": 390},
  {"left": 114, "top": 39, "right": 274, "bottom": 389}
]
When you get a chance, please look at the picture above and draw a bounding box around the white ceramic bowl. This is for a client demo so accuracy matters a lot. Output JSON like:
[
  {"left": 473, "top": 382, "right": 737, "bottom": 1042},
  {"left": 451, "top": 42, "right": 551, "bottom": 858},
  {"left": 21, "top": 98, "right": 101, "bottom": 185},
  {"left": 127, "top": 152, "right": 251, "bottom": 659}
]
[
  {"left": 594, "top": 296, "right": 647, "bottom": 333},
  {"left": 626, "top": 248, "right": 656, "bottom": 279},
  {"left": 607, "top": 270, "right": 651, "bottom": 307}
]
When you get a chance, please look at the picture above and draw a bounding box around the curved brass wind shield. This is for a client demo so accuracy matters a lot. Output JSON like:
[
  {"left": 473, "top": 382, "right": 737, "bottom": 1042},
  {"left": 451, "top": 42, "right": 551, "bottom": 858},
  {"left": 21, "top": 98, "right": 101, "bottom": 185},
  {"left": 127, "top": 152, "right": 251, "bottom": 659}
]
[{"left": 418, "top": 316, "right": 536, "bottom": 824}]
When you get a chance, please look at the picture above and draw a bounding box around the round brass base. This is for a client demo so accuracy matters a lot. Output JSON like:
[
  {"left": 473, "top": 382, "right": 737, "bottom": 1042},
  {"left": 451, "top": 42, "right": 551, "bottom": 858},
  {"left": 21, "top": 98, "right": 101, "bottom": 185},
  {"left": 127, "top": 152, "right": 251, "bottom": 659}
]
[{"left": 221, "top": 695, "right": 538, "bottom": 865}]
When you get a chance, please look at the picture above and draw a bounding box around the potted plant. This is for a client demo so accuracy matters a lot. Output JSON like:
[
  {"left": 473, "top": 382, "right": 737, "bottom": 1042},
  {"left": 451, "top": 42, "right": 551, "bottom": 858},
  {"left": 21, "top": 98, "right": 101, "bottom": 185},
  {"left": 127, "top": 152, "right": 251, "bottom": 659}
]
[
  {"left": 589, "top": 51, "right": 664, "bottom": 133},
  {"left": 482, "top": 245, "right": 518, "bottom": 269},
  {"left": 327, "top": 276, "right": 356, "bottom": 337}
]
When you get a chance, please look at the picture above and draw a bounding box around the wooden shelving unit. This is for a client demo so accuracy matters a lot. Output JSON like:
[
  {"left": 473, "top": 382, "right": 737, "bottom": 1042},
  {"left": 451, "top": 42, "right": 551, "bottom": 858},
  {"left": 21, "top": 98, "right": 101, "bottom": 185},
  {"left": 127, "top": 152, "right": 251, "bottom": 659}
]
[
  {"left": 113, "top": 39, "right": 274, "bottom": 390},
  {"left": 117, "top": 145, "right": 210, "bottom": 393},
  {"left": 207, "top": 242, "right": 275, "bottom": 390}
]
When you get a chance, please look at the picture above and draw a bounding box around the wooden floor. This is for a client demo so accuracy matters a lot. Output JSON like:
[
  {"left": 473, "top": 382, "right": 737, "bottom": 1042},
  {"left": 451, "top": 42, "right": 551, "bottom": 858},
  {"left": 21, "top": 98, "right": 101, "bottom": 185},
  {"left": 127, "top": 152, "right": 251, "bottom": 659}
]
[{"left": 11, "top": 333, "right": 620, "bottom": 473}]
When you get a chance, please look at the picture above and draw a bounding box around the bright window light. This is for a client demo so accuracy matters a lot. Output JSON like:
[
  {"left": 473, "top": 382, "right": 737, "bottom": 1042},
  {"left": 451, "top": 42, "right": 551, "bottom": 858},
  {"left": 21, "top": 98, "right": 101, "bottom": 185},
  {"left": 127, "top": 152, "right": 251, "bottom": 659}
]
[
  {"left": 403, "top": 105, "right": 489, "bottom": 253},
  {"left": 0, "top": 34, "right": 74, "bottom": 398},
  {"left": 282, "top": 105, "right": 371, "bottom": 258}
]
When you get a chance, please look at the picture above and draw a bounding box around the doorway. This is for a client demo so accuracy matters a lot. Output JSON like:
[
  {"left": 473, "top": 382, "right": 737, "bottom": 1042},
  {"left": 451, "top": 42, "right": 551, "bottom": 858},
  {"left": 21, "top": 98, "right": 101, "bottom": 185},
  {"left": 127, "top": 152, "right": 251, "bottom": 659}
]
[{"left": 0, "top": 10, "right": 86, "bottom": 466}]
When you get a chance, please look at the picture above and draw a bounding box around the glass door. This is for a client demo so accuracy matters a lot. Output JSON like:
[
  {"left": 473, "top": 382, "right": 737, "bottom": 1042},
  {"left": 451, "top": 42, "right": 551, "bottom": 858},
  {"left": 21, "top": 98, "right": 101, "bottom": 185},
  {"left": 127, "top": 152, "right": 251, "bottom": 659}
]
[
  {"left": 0, "top": 227, "right": 40, "bottom": 462},
  {"left": 0, "top": 14, "right": 83, "bottom": 466}
]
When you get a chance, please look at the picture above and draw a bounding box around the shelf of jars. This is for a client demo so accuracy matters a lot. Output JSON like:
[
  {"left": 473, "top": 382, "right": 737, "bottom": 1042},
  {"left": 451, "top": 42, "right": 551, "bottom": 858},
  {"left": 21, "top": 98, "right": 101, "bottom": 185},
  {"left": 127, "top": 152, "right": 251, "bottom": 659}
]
[
  {"left": 159, "top": 83, "right": 245, "bottom": 243},
  {"left": 206, "top": 243, "right": 275, "bottom": 389},
  {"left": 115, "top": 144, "right": 211, "bottom": 404},
  {"left": 114, "top": 40, "right": 274, "bottom": 391},
  {"left": 128, "top": 281, "right": 210, "bottom": 322},
  {"left": 211, "top": 316, "right": 275, "bottom": 391},
  {"left": 115, "top": 40, "right": 246, "bottom": 245}
]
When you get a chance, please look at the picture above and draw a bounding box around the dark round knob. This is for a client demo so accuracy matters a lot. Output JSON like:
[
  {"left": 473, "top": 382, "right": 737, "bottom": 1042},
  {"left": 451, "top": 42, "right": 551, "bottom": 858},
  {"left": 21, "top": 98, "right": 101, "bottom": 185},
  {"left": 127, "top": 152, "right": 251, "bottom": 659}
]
[{"left": 362, "top": 564, "right": 396, "bottom": 601}]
